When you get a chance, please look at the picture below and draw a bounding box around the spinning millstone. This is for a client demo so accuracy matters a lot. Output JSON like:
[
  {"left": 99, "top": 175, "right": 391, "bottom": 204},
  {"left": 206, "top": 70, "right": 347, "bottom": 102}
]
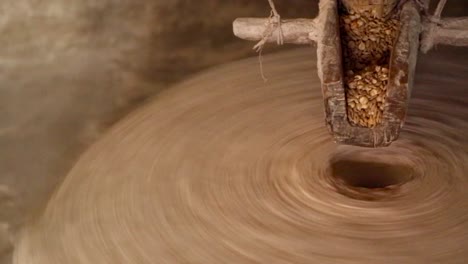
[{"left": 233, "top": 0, "right": 468, "bottom": 147}]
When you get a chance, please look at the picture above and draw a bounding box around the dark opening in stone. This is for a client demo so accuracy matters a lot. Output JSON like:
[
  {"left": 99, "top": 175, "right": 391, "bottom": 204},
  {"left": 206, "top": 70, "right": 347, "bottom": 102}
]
[
  {"left": 328, "top": 159, "right": 415, "bottom": 201},
  {"left": 331, "top": 160, "right": 413, "bottom": 189},
  {"left": 330, "top": 160, "right": 413, "bottom": 189}
]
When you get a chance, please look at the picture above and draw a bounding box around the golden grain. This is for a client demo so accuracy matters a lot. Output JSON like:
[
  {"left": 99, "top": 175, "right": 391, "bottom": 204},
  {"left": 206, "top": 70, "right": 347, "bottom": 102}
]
[{"left": 340, "top": 10, "right": 399, "bottom": 128}]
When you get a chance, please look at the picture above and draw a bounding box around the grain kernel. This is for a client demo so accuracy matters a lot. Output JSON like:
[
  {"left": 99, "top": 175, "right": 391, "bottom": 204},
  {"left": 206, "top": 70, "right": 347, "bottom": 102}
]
[
  {"left": 359, "top": 97, "right": 369, "bottom": 105},
  {"left": 358, "top": 42, "right": 366, "bottom": 50}
]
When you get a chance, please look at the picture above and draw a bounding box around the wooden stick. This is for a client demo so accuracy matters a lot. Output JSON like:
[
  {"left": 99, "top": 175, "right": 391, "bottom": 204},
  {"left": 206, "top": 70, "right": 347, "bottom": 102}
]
[
  {"left": 233, "top": 18, "right": 318, "bottom": 45},
  {"left": 433, "top": 0, "right": 447, "bottom": 20},
  {"left": 421, "top": 16, "right": 468, "bottom": 52},
  {"left": 433, "top": 28, "right": 468, "bottom": 46},
  {"left": 440, "top": 17, "right": 468, "bottom": 29}
]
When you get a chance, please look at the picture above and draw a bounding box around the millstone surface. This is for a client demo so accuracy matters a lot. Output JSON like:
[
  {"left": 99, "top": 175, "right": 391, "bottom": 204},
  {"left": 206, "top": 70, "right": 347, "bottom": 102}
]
[{"left": 14, "top": 48, "right": 468, "bottom": 263}]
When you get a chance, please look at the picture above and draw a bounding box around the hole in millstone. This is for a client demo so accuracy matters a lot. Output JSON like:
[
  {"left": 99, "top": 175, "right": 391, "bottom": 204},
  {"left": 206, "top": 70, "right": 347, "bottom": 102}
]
[
  {"left": 328, "top": 159, "right": 415, "bottom": 201},
  {"left": 331, "top": 160, "right": 413, "bottom": 189}
]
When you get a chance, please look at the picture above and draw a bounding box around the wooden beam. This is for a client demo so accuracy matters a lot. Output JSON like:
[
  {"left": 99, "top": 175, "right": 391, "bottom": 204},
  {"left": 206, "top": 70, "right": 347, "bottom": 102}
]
[{"left": 233, "top": 18, "right": 318, "bottom": 45}]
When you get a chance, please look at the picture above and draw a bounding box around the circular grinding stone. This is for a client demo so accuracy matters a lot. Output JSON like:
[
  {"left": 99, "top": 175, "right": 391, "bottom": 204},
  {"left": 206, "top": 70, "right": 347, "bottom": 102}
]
[{"left": 14, "top": 48, "right": 468, "bottom": 263}]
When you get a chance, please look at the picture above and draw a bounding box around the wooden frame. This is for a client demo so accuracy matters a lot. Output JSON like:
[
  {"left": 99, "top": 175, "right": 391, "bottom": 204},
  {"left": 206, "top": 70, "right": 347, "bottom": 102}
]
[{"left": 233, "top": 0, "right": 467, "bottom": 147}]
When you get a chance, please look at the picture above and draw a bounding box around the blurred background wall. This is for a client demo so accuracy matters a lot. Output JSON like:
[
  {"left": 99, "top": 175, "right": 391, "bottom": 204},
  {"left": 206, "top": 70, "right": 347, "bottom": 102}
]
[{"left": 0, "top": 1, "right": 316, "bottom": 262}]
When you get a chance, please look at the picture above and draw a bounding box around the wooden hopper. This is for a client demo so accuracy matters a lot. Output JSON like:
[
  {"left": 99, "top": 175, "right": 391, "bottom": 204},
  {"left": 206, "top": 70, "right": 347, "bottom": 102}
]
[
  {"left": 318, "top": 0, "right": 420, "bottom": 147},
  {"left": 233, "top": 0, "right": 467, "bottom": 148}
]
